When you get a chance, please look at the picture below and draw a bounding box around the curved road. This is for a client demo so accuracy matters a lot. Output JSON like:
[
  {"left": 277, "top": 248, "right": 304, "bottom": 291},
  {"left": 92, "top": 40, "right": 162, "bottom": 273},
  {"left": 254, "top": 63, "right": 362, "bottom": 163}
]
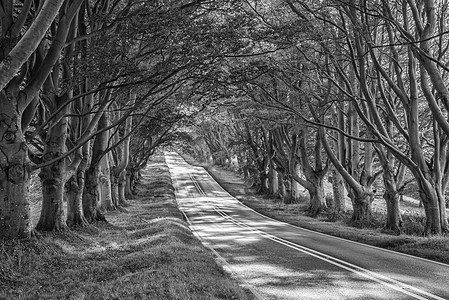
[{"left": 166, "top": 152, "right": 449, "bottom": 300}]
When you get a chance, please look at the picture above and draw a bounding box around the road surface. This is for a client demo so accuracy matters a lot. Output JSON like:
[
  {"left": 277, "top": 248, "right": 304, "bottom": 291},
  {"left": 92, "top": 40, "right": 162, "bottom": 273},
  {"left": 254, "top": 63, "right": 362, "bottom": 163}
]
[{"left": 166, "top": 152, "right": 449, "bottom": 300}]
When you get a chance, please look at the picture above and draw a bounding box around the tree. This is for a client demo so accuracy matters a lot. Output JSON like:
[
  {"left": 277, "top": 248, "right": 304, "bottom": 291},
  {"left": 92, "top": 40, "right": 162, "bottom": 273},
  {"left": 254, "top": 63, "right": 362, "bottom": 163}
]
[
  {"left": 0, "top": 0, "right": 250, "bottom": 239},
  {"left": 0, "top": 0, "right": 80, "bottom": 239},
  {"left": 330, "top": 0, "right": 449, "bottom": 234}
]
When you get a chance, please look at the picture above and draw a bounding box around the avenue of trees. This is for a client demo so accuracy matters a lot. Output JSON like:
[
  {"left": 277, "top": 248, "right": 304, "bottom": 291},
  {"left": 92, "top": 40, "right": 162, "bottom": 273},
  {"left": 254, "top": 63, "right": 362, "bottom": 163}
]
[
  {"left": 0, "top": 0, "right": 247, "bottom": 240},
  {"left": 2, "top": 0, "right": 449, "bottom": 240},
  {"left": 188, "top": 0, "right": 449, "bottom": 236}
]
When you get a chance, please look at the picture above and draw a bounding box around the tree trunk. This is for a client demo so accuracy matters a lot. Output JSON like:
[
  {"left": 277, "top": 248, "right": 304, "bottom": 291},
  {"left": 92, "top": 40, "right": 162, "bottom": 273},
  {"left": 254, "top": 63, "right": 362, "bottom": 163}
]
[
  {"left": 292, "top": 164, "right": 301, "bottom": 201},
  {"left": 125, "top": 171, "right": 133, "bottom": 198},
  {"left": 422, "top": 197, "right": 442, "bottom": 235},
  {"left": 82, "top": 166, "right": 106, "bottom": 223},
  {"left": 66, "top": 141, "right": 90, "bottom": 228},
  {"left": 111, "top": 92, "right": 134, "bottom": 206},
  {"left": 308, "top": 176, "right": 326, "bottom": 217},
  {"left": 350, "top": 189, "right": 373, "bottom": 223},
  {"left": 37, "top": 165, "right": 66, "bottom": 231},
  {"left": 333, "top": 83, "right": 346, "bottom": 213},
  {"left": 99, "top": 153, "right": 114, "bottom": 210},
  {"left": 66, "top": 170, "right": 88, "bottom": 227},
  {"left": 118, "top": 170, "right": 127, "bottom": 206},
  {"left": 331, "top": 168, "right": 346, "bottom": 213},
  {"left": 258, "top": 170, "right": 268, "bottom": 194},
  {"left": 289, "top": 176, "right": 295, "bottom": 202},
  {"left": 36, "top": 117, "right": 68, "bottom": 232},
  {"left": 383, "top": 168, "right": 402, "bottom": 233},
  {"left": 111, "top": 169, "right": 119, "bottom": 208},
  {"left": 83, "top": 101, "right": 110, "bottom": 219},
  {"left": 437, "top": 187, "right": 449, "bottom": 233},
  {"left": 0, "top": 111, "right": 31, "bottom": 239},
  {"left": 130, "top": 170, "right": 140, "bottom": 194},
  {"left": 271, "top": 168, "right": 278, "bottom": 196},
  {"left": 277, "top": 170, "right": 286, "bottom": 201},
  {"left": 414, "top": 176, "right": 444, "bottom": 235}
]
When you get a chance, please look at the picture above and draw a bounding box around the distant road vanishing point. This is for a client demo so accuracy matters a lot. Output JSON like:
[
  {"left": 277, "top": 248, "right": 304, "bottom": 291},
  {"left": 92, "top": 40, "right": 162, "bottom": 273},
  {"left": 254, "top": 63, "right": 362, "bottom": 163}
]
[{"left": 166, "top": 152, "right": 449, "bottom": 300}]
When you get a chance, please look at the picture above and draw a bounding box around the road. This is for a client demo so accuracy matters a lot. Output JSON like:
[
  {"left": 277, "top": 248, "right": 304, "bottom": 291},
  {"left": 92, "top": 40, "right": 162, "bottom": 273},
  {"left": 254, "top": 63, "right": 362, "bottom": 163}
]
[{"left": 165, "top": 152, "right": 449, "bottom": 300}]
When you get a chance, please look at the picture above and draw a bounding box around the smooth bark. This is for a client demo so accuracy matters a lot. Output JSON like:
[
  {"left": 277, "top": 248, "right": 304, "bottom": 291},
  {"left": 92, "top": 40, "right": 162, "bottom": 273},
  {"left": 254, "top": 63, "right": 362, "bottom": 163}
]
[
  {"left": 36, "top": 115, "right": 69, "bottom": 231},
  {"left": 0, "top": 103, "right": 31, "bottom": 239},
  {"left": 0, "top": 0, "right": 65, "bottom": 91}
]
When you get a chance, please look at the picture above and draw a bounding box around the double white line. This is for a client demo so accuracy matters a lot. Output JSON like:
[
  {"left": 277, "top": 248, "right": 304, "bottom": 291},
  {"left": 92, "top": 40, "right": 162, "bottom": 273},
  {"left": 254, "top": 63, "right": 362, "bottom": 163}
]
[
  {"left": 213, "top": 206, "right": 445, "bottom": 300},
  {"left": 190, "top": 174, "right": 206, "bottom": 196},
  {"left": 184, "top": 166, "right": 445, "bottom": 300}
]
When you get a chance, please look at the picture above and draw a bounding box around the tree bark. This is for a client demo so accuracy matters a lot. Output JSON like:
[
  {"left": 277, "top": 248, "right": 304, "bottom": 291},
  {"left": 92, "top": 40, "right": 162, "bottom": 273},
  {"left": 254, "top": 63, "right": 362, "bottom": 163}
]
[
  {"left": 331, "top": 168, "right": 346, "bottom": 213},
  {"left": 270, "top": 167, "right": 278, "bottom": 196},
  {"left": 332, "top": 99, "right": 347, "bottom": 213},
  {"left": 258, "top": 168, "right": 268, "bottom": 194},
  {"left": 308, "top": 175, "right": 326, "bottom": 217},
  {"left": 125, "top": 171, "right": 133, "bottom": 198},
  {"left": 111, "top": 170, "right": 119, "bottom": 208},
  {"left": 376, "top": 145, "right": 402, "bottom": 233},
  {"left": 118, "top": 171, "right": 127, "bottom": 206},
  {"left": 82, "top": 101, "right": 109, "bottom": 222},
  {"left": 0, "top": 0, "right": 65, "bottom": 91},
  {"left": 319, "top": 124, "right": 375, "bottom": 224},
  {"left": 0, "top": 108, "right": 31, "bottom": 239},
  {"left": 66, "top": 141, "right": 90, "bottom": 227},
  {"left": 111, "top": 92, "right": 134, "bottom": 206},
  {"left": 294, "top": 130, "right": 328, "bottom": 215},
  {"left": 66, "top": 168, "right": 88, "bottom": 228},
  {"left": 36, "top": 115, "right": 69, "bottom": 232},
  {"left": 291, "top": 164, "right": 301, "bottom": 201},
  {"left": 67, "top": 78, "right": 92, "bottom": 227},
  {"left": 351, "top": 191, "right": 373, "bottom": 223},
  {"left": 99, "top": 153, "right": 114, "bottom": 210},
  {"left": 383, "top": 170, "right": 401, "bottom": 233},
  {"left": 82, "top": 166, "right": 106, "bottom": 223},
  {"left": 277, "top": 170, "right": 287, "bottom": 201}
]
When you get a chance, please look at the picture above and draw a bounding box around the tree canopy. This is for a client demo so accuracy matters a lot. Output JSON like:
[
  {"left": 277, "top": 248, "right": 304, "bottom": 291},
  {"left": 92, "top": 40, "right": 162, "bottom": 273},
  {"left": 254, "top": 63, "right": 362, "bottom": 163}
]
[{"left": 1, "top": 0, "right": 449, "bottom": 239}]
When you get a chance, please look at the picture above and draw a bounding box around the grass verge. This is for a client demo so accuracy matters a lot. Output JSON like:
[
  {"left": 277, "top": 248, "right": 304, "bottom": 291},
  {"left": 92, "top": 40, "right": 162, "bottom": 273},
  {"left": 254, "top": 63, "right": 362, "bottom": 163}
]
[{"left": 0, "top": 156, "right": 254, "bottom": 300}]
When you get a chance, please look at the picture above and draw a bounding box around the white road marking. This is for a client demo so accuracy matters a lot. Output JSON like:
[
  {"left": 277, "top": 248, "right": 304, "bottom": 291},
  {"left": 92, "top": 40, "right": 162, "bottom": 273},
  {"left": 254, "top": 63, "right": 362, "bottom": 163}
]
[
  {"left": 199, "top": 164, "right": 449, "bottom": 269},
  {"left": 166, "top": 153, "right": 447, "bottom": 300},
  {"left": 167, "top": 161, "right": 267, "bottom": 300},
  {"left": 214, "top": 207, "right": 444, "bottom": 300}
]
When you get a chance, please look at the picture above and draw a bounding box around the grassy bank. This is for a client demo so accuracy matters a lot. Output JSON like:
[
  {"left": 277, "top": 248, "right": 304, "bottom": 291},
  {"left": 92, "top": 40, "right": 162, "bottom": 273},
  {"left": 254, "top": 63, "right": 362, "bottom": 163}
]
[
  {"left": 0, "top": 157, "right": 254, "bottom": 300},
  {"left": 180, "top": 154, "right": 449, "bottom": 265}
]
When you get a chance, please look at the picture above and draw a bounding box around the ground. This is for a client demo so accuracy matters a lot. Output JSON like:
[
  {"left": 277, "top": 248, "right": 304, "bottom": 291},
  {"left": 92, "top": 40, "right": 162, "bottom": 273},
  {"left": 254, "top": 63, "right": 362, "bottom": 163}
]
[{"left": 0, "top": 156, "right": 254, "bottom": 300}]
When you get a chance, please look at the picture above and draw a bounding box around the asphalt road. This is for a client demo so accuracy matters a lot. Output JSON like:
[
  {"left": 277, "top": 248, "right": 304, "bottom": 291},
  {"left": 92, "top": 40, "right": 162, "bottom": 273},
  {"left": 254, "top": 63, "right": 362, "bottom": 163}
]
[{"left": 165, "top": 152, "right": 449, "bottom": 300}]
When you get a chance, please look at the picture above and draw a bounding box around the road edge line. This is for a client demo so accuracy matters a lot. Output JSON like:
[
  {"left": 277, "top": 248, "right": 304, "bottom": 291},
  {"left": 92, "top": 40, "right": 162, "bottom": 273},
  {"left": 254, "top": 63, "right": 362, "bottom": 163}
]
[
  {"left": 215, "top": 207, "right": 444, "bottom": 300},
  {"left": 198, "top": 163, "right": 449, "bottom": 268}
]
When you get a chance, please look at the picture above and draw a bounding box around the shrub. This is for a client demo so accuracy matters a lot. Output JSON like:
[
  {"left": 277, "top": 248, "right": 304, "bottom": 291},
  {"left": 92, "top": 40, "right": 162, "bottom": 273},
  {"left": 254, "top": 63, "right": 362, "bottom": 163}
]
[{"left": 401, "top": 214, "right": 426, "bottom": 236}]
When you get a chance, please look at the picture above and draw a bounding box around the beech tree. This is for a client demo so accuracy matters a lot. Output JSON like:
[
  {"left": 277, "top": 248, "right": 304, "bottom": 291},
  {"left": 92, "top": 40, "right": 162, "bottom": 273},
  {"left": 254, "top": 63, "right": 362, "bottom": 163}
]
[
  {"left": 0, "top": 0, "right": 249, "bottom": 239},
  {"left": 316, "top": 0, "right": 449, "bottom": 234},
  {"left": 196, "top": 0, "right": 385, "bottom": 223},
  {"left": 0, "top": 0, "right": 79, "bottom": 239},
  {"left": 271, "top": 0, "right": 449, "bottom": 234},
  {"left": 76, "top": 0, "right": 251, "bottom": 224},
  {"left": 34, "top": 0, "right": 149, "bottom": 229}
]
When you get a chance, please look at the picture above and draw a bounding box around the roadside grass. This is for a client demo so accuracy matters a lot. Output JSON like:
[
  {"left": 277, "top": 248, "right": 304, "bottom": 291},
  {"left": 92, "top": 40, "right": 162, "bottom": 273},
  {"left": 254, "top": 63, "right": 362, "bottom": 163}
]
[
  {"left": 180, "top": 154, "right": 449, "bottom": 265},
  {"left": 0, "top": 157, "right": 254, "bottom": 300}
]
